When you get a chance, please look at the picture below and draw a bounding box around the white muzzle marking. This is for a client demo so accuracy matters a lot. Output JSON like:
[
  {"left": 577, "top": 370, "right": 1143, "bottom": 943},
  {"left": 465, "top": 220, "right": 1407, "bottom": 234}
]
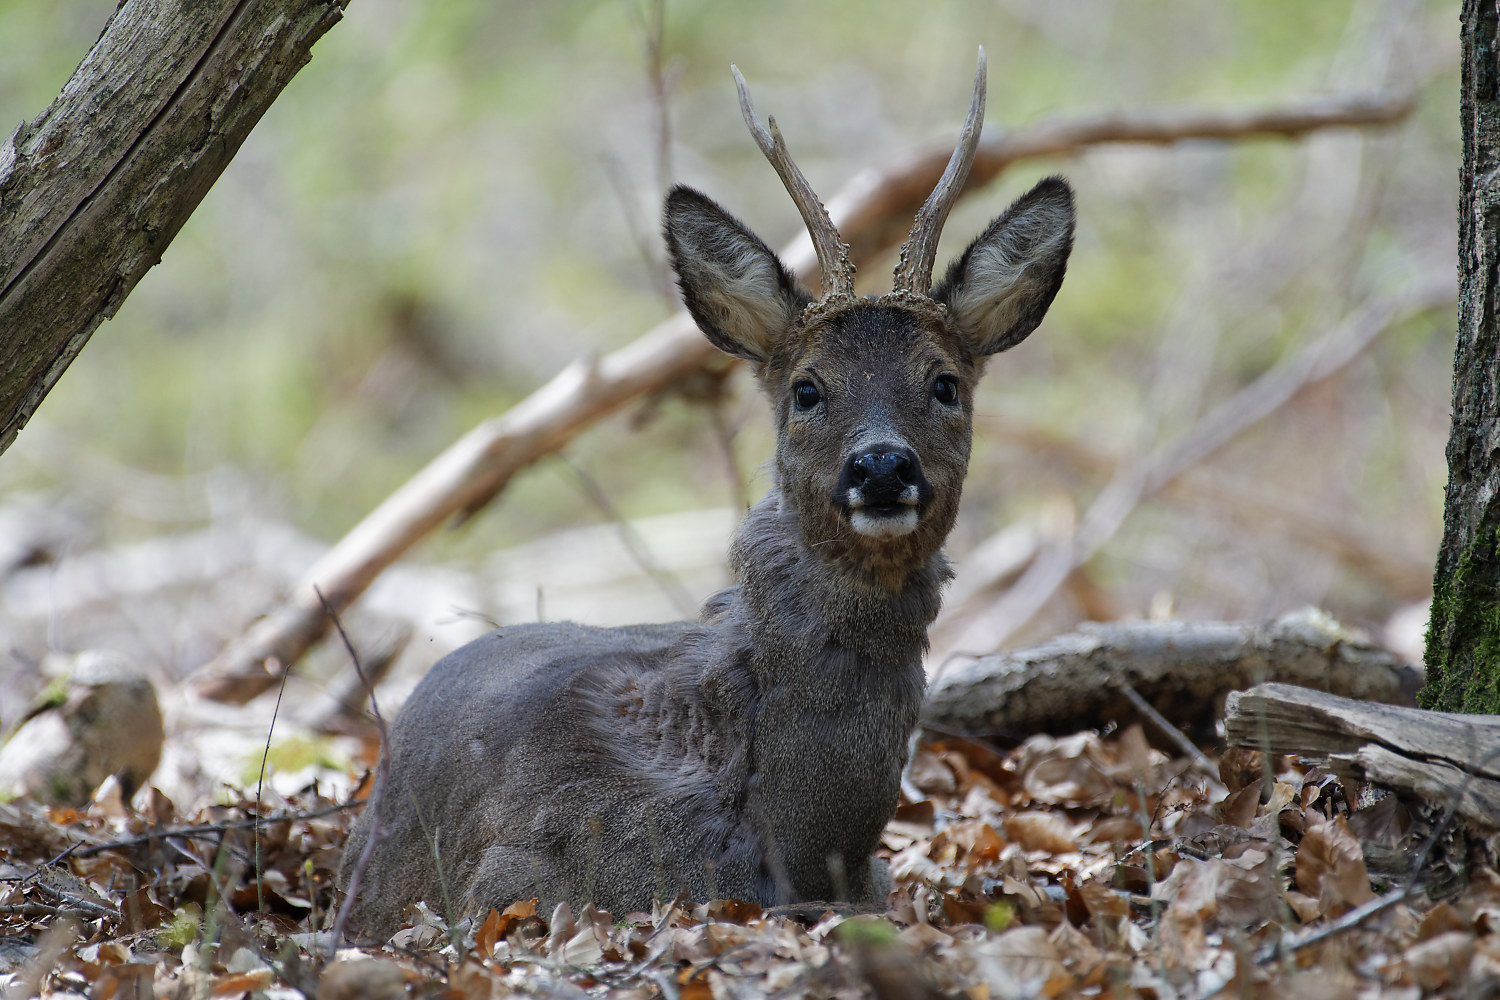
[{"left": 846, "top": 484, "right": 922, "bottom": 539}]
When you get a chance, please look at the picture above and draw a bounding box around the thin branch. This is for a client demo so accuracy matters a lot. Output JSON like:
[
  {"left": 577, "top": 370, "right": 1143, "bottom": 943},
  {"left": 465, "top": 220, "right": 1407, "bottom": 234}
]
[
  {"left": 319, "top": 586, "right": 392, "bottom": 962},
  {"left": 254, "top": 666, "right": 292, "bottom": 912},
  {"left": 935, "top": 275, "right": 1452, "bottom": 656},
  {"left": 64, "top": 801, "right": 356, "bottom": 857},
  {"left": 0, "top": 903, "right": 82, "bottom": 918},
  {"left": 1116, "top": 681, "right": 1220, "bottom": 783},
  {"left": 27, "top": 882, "right": 119, "bottom": 921},
  {"left": 562, "top": 457, "right": 698, "bottom": 618},
  {"left": 190, "top": 88, "right": 1415, "bottom": 703}
]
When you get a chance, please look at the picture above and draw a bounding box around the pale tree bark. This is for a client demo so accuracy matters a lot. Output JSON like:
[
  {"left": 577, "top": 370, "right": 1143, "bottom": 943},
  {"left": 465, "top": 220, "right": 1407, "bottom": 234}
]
[
  {"left": 1424, "top": 0, "right": 1500, "bottom": 713},
  {"left": 0, "top": 0, "right": 347, "bottom": 456}
]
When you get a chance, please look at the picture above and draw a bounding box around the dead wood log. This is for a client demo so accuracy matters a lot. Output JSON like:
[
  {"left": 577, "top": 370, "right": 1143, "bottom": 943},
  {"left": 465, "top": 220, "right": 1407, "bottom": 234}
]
[
  {"left": 0, "top": 0, "right": 347, "bottom": 456},
  {"left": 923, "top": 609, "right": 1421, "bottom": 741},
  {"left": 1225, "top": 682, "right": 1500, "bottom": 832},
  {"left": 191, "top": 91, "right": 1413, "bottom": 703}
]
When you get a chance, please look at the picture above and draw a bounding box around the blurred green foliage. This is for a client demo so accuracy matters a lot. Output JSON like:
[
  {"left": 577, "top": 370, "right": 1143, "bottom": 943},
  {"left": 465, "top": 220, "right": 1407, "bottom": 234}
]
[{"left": 0, "top": 0, "right": 1460, "bottom": 634}]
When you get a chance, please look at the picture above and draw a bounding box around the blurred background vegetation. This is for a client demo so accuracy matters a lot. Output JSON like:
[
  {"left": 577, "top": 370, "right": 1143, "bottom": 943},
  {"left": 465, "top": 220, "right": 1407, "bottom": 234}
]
[{"left": 0, "top": 0, "right": 1460, "bottom": 701}]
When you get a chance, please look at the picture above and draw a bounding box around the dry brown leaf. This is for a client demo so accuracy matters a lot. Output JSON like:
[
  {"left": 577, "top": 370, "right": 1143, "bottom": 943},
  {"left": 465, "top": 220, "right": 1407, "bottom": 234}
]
[
  {"left": 967, "top": 925, "right": 1071, "bottom": 1000},
  {"left": 908, "top": 748, "right": 958, "bottom": 796},
  {"left": 1098, "top": 725, "right": 1156, "bottom": 782},
  {"left": 934, "top": 819, "right": 1005, "bottom": 870},
  {"left": 1296, "top": 816, "right": 1374, "bottom": 916},
  {"left": 1016, "top": 734, "right": 1117, "bottom": 807},
  {"left": 474, "top": 908, "right": 504, "bottom": 959},
  {"left": 1402, "top": 930, "right": 1476, "bottom": 993},
  {"left": 1076, "top": 878, "right": 1129, "bottom": 921},
  {"left": 1416, "top": 900, "right": 1469, "bottom": 941},
  {"left": 1003, "top": 812, "right": 1077, "bottom": 854},
  {"left": 1219, "top": 748, "right": 1267, "bottom": 793},
  {"left": 1160, "top": 904, "right": 1211, "bottom": 972},
  {"left": 1214, "top": 848, "right": 1281, "bottom": 928},
  {"left": 1284, "top": 890, "right": 1322, "bottom": 924},
  {"left": 1216, "top": 784, "right": 1261, "bottom": 828},
  {"left": 1155, "top": 851, "right": 1279, "bottom": 930},
  {"left": 1083, "top": 814, "right": 1144, "bottom": 846},
  {"left": 316, "top": 959, "right": 408, "bottom": 1000}
]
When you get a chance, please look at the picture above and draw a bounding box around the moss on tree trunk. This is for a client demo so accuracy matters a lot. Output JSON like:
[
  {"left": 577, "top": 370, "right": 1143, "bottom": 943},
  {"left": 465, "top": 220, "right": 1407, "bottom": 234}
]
[{"left": 1423, "top": 0, "right": 1500, "bottom": 713}]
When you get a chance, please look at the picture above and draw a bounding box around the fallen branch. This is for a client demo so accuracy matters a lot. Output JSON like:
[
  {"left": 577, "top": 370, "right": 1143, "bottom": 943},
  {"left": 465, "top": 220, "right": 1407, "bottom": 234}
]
[
  {"left": 934, "top": 275, "right": 1454, "bottom": 656},
  {"left": 922, "top": 609, "right": 1421, "bottom": 741},
  {"left": 1224, "top": 682, "right": 1500, "bottom": 832},
  {"left": 192, "top": 90, "right": 1415, "bottom": 703}
]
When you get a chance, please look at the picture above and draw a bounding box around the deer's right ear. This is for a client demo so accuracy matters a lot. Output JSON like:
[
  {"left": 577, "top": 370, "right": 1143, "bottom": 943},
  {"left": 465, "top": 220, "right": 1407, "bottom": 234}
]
[{"left": 664, "top": 186, "right": 808, "bottom": 362}]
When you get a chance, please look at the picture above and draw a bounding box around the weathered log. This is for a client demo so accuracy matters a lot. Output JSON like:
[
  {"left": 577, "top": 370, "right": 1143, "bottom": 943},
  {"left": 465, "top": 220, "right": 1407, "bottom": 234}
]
[
  {"left": 0, "top": 0, "right": 347, "bottom": 455},
  {"left": 1224, "top": 682, "right": 1500, "bottom": 832},
  {"left": 923, "top": 609, "right": 1421, "bottom": 740}
]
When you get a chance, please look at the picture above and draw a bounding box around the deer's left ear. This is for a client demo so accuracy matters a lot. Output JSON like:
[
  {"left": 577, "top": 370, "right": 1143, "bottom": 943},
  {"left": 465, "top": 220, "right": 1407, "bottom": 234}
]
[
  {"left": 664, "top": 185, "right": 809, "bottom": 363},
  {"left": 931, "top": 176, "right": 1075, "bottom": 356}
]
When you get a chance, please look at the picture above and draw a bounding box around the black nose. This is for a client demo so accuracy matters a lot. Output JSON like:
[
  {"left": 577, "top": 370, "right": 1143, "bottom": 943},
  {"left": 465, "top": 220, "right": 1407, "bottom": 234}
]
[{"left": 849, "top": 450, "right": 918, "bottom": 488}]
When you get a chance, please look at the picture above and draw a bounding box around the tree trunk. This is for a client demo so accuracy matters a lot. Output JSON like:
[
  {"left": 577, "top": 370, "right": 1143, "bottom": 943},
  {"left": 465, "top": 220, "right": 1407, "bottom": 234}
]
[
  {"left": 1425, "top": 0, "right": 1500, "bottom": 713},
  {"left": 0, "top": 0, "right": 346, "bottom": 457}
]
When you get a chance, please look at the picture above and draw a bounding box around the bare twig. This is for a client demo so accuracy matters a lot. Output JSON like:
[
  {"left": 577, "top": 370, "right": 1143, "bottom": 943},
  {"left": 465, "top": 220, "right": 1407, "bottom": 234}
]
[
  {"left": 320, "top": 586, "right": 392, "bottom": 962},
  {"left": 254, "top": 665, "right": 291, "bottom": 912},
  {"left": 562, "top": 456, "right": 697, "bottom": 617},
  {"left": 18, "top": 841, "right": 86, "bottom": 886},
  {"left": 62, "top": 801, "right": 356, "bottom": 857},
  {"left": 191, "top": 89, "right": 1415, "bottom": 703},
  {"left": 27, "top": 881, "right": 119, "bottom": 921},
  {"left": 1116, "top": 682, "right": 1220, "bottom": 783}
]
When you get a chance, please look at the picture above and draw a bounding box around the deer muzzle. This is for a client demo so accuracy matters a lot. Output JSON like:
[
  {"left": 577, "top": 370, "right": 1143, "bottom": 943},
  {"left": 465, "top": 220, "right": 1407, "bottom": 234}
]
[{"left": 836, "top": 445, "right": 932, "bottom": 539}]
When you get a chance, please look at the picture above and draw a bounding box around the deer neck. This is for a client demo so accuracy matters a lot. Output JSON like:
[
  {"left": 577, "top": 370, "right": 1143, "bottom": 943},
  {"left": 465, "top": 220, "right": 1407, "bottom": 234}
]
[{"left": 726, "top": 489, "right": 947, "bottom": 681}]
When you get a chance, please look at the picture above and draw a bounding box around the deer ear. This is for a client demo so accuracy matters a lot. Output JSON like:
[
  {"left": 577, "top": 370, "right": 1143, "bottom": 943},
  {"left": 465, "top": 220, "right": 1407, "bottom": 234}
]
[
  {"left": 932, "top": 176, "right": 1075, "bottom": 356},
  {"left": 664, "top": 186, "right": 808, "bottom": 362}
]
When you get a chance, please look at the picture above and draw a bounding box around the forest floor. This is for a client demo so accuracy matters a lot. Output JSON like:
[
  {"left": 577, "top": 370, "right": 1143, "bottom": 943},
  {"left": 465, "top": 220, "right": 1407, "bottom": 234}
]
[{"left": 2, "top": 705, "right": 1497, "bottom": 999}]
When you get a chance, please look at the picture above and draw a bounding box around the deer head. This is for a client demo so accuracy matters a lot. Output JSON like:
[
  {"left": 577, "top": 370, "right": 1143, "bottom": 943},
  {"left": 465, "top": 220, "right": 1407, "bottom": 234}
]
[{"left": 664, "top": 50, "right": 1075, "bottom": 589}]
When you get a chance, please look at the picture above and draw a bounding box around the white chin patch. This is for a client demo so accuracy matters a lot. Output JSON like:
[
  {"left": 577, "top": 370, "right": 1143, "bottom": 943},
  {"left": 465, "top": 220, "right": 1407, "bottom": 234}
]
[{"left": 850, "top": 508, "right": 920, "bottom": 539}]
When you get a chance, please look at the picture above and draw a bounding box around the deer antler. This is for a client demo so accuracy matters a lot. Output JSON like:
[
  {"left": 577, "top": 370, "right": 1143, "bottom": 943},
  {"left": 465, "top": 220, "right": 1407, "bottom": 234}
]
[
  {"left": 732, "top": 65, "right": 856, "bottom": 300},
  {"left": 892, "top": 48, "right": 987, "bottom": 296}
]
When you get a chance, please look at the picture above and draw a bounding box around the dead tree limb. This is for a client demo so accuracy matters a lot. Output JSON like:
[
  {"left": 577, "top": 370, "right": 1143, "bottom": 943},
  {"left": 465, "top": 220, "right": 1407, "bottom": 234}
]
[
  {"left": 934, "top": 274, "right": 1455, "bottom": 657},
  {"left": 923, "top": 610, "right": 1422, "bottom": 742},
  {"left": 191, "top": 90, "right": 1414, "bottom": 703},
  {"left": 1225, "top": 683, "right": 1500, "bottom": 832},
  {"left": 0, "top": 0, "right": 347, "bottom": 456}
]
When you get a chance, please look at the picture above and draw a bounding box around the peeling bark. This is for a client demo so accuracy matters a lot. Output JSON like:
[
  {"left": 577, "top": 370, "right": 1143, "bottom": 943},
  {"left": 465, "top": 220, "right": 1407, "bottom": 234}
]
[{"left": 0, "top": 0, "right": 347, "bottom": 455}]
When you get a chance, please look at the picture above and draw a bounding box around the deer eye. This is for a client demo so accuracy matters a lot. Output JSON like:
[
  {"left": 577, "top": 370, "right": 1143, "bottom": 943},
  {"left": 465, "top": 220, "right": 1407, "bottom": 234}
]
[
  {"left": 933, "top": 374, "right": 960, "bottom": 406},
  {"left": 793, "top": 380, "right": 822, "bottom": 410}
]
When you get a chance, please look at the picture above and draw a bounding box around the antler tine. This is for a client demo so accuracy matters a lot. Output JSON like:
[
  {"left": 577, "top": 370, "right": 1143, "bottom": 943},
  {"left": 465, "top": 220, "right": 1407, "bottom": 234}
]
[
  {"left": 732, "top": 65, "right": 855, "bottom": 299},
  {"left": 892, "top": 47, "right": 988, "bottom": 296}
]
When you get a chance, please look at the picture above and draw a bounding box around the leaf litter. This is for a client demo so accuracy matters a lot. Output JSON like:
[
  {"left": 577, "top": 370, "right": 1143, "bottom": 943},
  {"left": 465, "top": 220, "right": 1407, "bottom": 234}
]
[{"left": 1, "top": 723, "right": 1498, "bottom": 997}]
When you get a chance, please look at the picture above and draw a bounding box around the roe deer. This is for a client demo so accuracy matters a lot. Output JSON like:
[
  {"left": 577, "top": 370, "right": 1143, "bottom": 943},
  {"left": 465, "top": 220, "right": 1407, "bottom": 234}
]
[{"left": 339, "top": 49, "right": 1074, "bottom": 937}]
